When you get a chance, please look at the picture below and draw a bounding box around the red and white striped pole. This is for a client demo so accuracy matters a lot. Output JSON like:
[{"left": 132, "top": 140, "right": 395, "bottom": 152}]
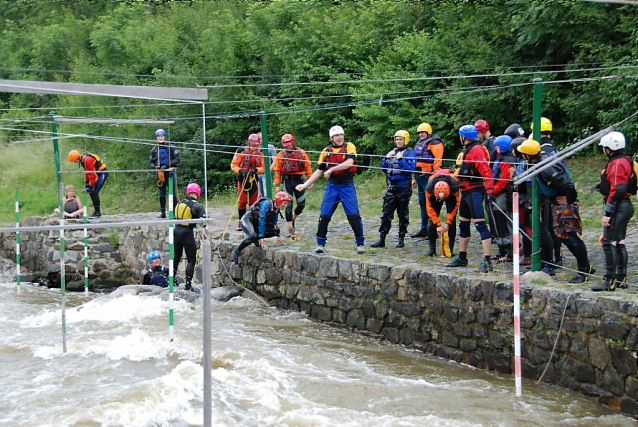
[{"left": 512, "top": 191, "right": 522, "bottom": 397}]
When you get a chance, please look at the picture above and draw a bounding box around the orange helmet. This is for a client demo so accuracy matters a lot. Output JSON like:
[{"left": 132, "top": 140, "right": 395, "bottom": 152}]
[
  {"left": 274, "top": 191, "right": 292, "bottom": 206},
  {"left": 434, "top": 181, "right": 450, "bottom": 200},
  {"left": 68, "top": 150, "right": 81, "bottom": 163},
  {"left": 281, "top": 134, "right": 296, "bottom": 148},
  {"left": 248, "top": 133, "right": 261, "bottom": 147}
]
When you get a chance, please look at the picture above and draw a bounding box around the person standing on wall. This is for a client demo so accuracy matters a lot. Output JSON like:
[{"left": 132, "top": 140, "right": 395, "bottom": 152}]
[
  {"left": 446, "top": 125, "right": 495, "bottom": 273},
  {"left": 68, "top": 150, "right": 108, "bottom": 219},
  {"left": 370, "top": 130, "right": 417, "bottom": 249},
  {"left": 231, "top": 191, "right": 291, "bottom": 263},
  {"left": 424, "top": 168, "right": 460, "bottom": 257},
  {"left": 150, "top": 128, "right": 180, "bottom": 219},
  {"left": 173, "top": 183, "right": 206, "bottom": 294},
  {"left": 410, "top": 123, "right": 444, "bottom": 239},
  {"left": 272, "top": 133, "right": 314, "bottom": 237},
  {"left": 231, "top": 133, "right": 265, "bottom": 231},
  {"left": 592, "top": 131, "right": 635, "bottom": 292},
  {"left": 517, "top": 138, "right": 595, "bottom": 283},
  {"left": 295, "top": 125, "right": 365, "bottom": 255}
]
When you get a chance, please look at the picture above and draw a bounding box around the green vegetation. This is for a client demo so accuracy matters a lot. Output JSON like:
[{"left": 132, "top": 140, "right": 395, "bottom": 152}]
[
  {"left": 1, "top": 1, "right": 636, "bottom": 223},
  {"left": 107, "top": 228, "right": 119, "bottom": 248}
]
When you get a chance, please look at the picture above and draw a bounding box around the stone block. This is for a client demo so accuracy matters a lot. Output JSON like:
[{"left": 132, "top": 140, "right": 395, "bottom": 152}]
[
  {"left": 576, "top": 298, "right": 603, "bottom": 318},
  {"left": 423, "top": 297, "right": 443, "bottom": 316},
  {"left": 602, "top": 364, "right": 625, "bottom": 396},
  {"left": 319, "top": 257, "right": 339, "bottom": 278},
  {"left": 346, "top": 309, "right": 365, "bottom": 329},
  {"left": 382, "top": 327, "right": 399, "bottom": 344},
  {"left": 559, "top": 355, "right": 596, "bottom": 383},
  {"left": 468, "top": 351, "right": 485, "bottom": 368},
  {"left": 338, "top": 296, "right": 354, "bottom": 311},
  {"left": 443, "top": 303, "right": 459, "bottom": 323},
  {"left": 494, "top": 352, "right": 511, "bottom": 374},
  {"left": 442, "top": 332, "right": 459, "bottom": 348},
  {"left": 367, "top": 263, "right": 391, "bottom": 282},
  {"left": 494, "top": 281, "right": 513, "bottom": 303},
  {"left": 460, "top": 338, "right": 476, "bottom": 352},
  {"left": 435, "top": 273, "right": 454, "bottom": 299},
  {"left": 611, "top": 347, "right": 637, "bottom": 377},
  {"left": 620, "top": 397, "right": 638, "bottom": 419},
  {"left": 400, "top": 327, "right": 413, "bottom": 344},
  {"left": 367, "top": 318, "right": 383, "bottom": 334},
  {"left": 476, "top": 306, "right": 499, "bottom": 325},
  {"left": 390, "top": 301, "right": 420, "bottom": 317},
  {"left": 599, "top": 316, "right": 630, "bottom": 341}
]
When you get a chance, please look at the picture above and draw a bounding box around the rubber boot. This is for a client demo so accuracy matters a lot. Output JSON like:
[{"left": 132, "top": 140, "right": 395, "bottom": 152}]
[
  {"left": 396, "top": 237, "right": 405, "bottom": 248},
  {"left": 426, "top": 238, "right": 436, "bottom": 257},
  {"left": 371, "top": 235, "right": 386, "bottom": 248}
]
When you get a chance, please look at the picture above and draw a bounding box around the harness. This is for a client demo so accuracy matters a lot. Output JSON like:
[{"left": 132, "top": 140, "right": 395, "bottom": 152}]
[
  {"left": 325, "top": 144, "right": 357, "bottom": 176},
  {"left": 282, "top": 148, "right": 305, "bottom": 174},
  {"left": 239, "top": 148, "right": 262, "bottom": 171},
  {"left": 457, "top": 142, "right": 489, "bottom": 184}
]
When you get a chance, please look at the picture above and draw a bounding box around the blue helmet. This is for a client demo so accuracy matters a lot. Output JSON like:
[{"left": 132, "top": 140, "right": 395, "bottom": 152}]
[
  {"left": 155, "top": 129, "right": 166, "bottom": 137},
  {"left": 494, "top": 135, "right": 512, "bottom": 153},
  {"left": 147, "top": 251, "right": 161, "bottom": 264},
  {"left": 458, "top": 125, "right": 478, "bottom": 140}
]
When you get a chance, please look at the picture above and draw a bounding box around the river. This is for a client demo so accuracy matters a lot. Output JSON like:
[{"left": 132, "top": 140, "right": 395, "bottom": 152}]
[{"left": 0, "top": 282, "right": 632, "bottom": 427}]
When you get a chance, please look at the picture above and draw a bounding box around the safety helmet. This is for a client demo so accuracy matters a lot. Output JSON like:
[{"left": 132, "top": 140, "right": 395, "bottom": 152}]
[
  {"left": 599, "top": 131, "right": 626, "bottom": 151},
  {"left": 274, "top": 191, "right": 292, "bottom": 206},
  {"left": 147, "top": 251, "right": 161, "bottom": 265},
  {"left": 504, "top": 123, "right": 526, "bottom": 139},
  {"left": 474, "top": 119, "right": 490, "bottom": 134},
  {"left": 186, "top": 183, "right": 201, "bottom": 198},
  {"left": 458, "top": 125, "right": 478, "bottom": 140},
  {"left": 329, "top": 125, "right": 344, "bottom": 138},
  {"left": 494, "top": 135, "right": 512, "bottom": 153},
  {"left": 417, "top": 122, "right": 432, "bottom": 135},
  {"left": 517, "top": 138, "right": 541, "bottom": 156},
  {"left": 281, "top": 133, "right": 296, "bottom": 147},
  {"left": 530, "top": 117, "right": 552, "bottom": 133},
  {"left": 68, "top": 150, "right": 81, "bottom": 163},
  {"left": 510, "top": 137, "right": 527, "bottom": 154},
  {"left": 394, "top": 130, "right": 410, "bottom": 146},
  {"left": 434, "top": 181, "right": 450, "bottom": 200},
  {"left": 155, "top": 129, "right": 166, "bottom": 137},
  {"left": 248, "top": 133, "right": 261, "bottom": 147}
]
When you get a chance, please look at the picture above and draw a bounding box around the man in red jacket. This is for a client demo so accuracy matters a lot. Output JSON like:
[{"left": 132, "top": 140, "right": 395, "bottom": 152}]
[{"left": 447, "top": 125, "right": 495, "bottom": 273}]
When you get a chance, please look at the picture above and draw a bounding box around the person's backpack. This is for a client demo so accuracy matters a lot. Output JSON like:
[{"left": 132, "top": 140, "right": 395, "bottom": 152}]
[{"left": 175, "top": 199, "right": 194, "bottom": 226}]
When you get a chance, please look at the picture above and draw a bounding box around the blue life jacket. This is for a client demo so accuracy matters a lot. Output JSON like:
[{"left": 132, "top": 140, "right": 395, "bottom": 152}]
[
  {"left": 158, "top": 146, "right": 170, "bottom": 167},
  {"left": 146, "top": 266, "right": 168, "bottom": 287}
]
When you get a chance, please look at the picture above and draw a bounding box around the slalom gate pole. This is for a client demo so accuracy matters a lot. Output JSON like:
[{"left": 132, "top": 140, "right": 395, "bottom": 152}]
[
  {"left": 202, "top": 239, "right": 212, "bottom": 427},
  {"left": 512, "top": 191, "right": 522, "bottom": 397},
  {"left": 168, "top": 177, "right": 175, "bottom": 341},
  {"left": 83, "top": 195, "right": 89, "bottom": 296},
  {"left": 15, "top": 187, "right": 21, "bottom": 291},
  {"left": 58, "top": 181, "right": 67, "bottom": 353}
]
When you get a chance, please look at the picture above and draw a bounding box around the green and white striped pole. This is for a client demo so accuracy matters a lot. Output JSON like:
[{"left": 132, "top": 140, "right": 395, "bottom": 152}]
[
  {"left": 83, "top": 195, "right": 89, "bottom": 296},
  {"left": 15, "top": 187, "right": 21, "bottom": 291},
  {"left": 58, "top": 181, "right": 67, "bottom": 353},
  {"left": 168, "top": 177, "right": 175, "bottom": 341}
]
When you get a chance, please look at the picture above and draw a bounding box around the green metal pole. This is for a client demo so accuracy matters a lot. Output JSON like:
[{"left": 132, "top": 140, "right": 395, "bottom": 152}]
[
  {"left": 15, "top": 187, "right": 21, "bottom": 290},
  {"left": 531, "top": 78, "right": 543, "bottom": 271},
  {"left": 260, "top": 112, "right": 273, "bottom": 198},
  {"left": 58, "top": 180, "right": 67, "bottom": 353},
  {"left": 83, "top": 195, "right": 89, "bottom": 296},
  {"left": 168, "top": 177, "right": 175, "bottom": 341},
  {"left": 51, "top": 111, "right": 63, "bottom": 202}
]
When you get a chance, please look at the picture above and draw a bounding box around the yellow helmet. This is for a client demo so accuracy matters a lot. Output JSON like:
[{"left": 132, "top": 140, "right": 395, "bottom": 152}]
[
  {"left": 394, "top": 130, "right": 410, "bottom": 145},
  {"left": 530, "top": 117, "right": 552, "bottom": 133},
  {"left": 517, "top": 138, "right": 541, "bottom": 155},
  {"left": 68, "top": 150, "right": 81, "bottom": 163},
  {"left": 417, "top": 122, "right": 432, "bottom": 135}
]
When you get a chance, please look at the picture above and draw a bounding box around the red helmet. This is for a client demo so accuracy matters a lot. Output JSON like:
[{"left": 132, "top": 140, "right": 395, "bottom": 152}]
[
  {"left": 474, "top": 119, "right": 490, "bottom": 134},
  {"left": 274, "top": 191, "right": 292, "bottom": 206},
  {"left": 281, "top": 134, "right": 296, "bottom": 147},
  {"left": 248, "top": 133, "right": 261, "bottom": 147},
  {"left": 434, "top": 181, "right": 450, "bottom": 200}
]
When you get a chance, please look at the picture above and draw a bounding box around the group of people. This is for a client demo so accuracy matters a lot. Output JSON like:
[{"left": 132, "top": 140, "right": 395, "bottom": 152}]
[{"left": 65, "top": 118, "right": 634, "bottom": 294}]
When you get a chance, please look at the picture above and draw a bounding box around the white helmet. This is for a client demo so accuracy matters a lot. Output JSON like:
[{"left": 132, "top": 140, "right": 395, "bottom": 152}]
[
  {"left": 599, "top": 131, "right": 626, "bottom": 151},
  {"left": 329, "top": 125, "right": 344, "bottom": 138}
]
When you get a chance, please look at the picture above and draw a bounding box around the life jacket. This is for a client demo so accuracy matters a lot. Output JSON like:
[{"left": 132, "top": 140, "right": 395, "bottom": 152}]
[
  {"left": 175, "top": 198, "right": 196, "bottom": 226},
  {"left": 325, "top": 144, "right": 357, "bottom": 176},
  {"left": 146, "top": 266, "right": 168, "bottom": 287},
  {"left": 239, "top": 148, "right": 262, "bottom": 171},
  {"left": 157, "top": 145, "right": 170, "bottom": 167},
  {"left": 414, "top": 135, "right": 443, "bottom": 164},
  {"left": 599, "top": 154, "right": 638, "bottom": 198},
  {"left": 536, "top": 159, "right": 571, "bottom": 197},
  {"left": 457, "top": 141, "right": 489, "bottom": 184},
  {"left": 386, "top": 151, "right": 404, "bottom": 176},
  {"left": 282, "top": 148, "right": 305, "bottom": 174},
  {"left": 249, "top": 197, "right": 279, "bottom": 225},
  {"left": 81, "top": 153, "right": 106, "bottom": 170}
]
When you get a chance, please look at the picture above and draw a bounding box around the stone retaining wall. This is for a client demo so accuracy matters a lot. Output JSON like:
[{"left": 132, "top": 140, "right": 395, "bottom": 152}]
[{"left": 213, "top": 241, "right": 638, "bottom": 419}]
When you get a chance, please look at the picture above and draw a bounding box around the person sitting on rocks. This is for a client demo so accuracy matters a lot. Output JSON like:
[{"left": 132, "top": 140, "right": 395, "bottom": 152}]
[
  {"left": 54, "top": 184, "right": 85, "bottom": 219},
  {"left": 142, "top": 251, "right": 169, "bottom": 287},
  {"left": 231, "top": 191, "right": 291, "bottom": 263}
]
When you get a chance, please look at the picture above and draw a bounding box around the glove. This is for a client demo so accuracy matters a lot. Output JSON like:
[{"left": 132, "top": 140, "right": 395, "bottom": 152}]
[
  {"left": 250, "top": 168, "right": 258, "bottom": 175},
  {"left": 239, "top": 169, "right": 248, "bottom": 177},
  {"left": 486, "top": 194, "right": 495, "bottom": 205},
  {"left": 85, "top": 184, "right": 93, "bottom": 194}
]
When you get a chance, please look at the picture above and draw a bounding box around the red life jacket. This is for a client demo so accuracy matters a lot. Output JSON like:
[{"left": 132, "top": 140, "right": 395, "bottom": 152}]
[
  {"left": 282, "top": 148, "right": 305, "bottom": 174},
  {"left": 325, "top": 144, "right": 357, "bottom": 176},
  {"left": 239, "top": 148, "right": 262, "bottom": 171}
]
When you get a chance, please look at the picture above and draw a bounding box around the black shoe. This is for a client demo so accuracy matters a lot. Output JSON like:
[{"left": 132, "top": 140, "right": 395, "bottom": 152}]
[
  {"left": 591, "top": 278, "right": 616, "bottom": 292},
  {"left": 231, "top": 250, "right": 239, "bottom": 263},
  {"left": 410, "top": 229, "right": 428, "bottom": 238},
  {"left": 370, "top": 238, "right": 385, "bottom": 248},
  {"left": 88, "top": 212, "right": 101, "bottom": 219},
  {"left": 426, "top": 244, "right": 436, "bottom": 257},
  {"left": 447, "top": 256, "right": 468, "bottom": 268},
  {"left": 396, "top": 238, "right": 404, "bottom": 248},
  {"left": 158, "top": 212, "right": 166, "bottom": 219}
]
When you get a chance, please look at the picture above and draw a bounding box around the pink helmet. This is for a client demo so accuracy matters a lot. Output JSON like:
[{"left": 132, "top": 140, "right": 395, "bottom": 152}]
[{"left": 186, "top": 183, "right": 201, "bottom": 198}]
